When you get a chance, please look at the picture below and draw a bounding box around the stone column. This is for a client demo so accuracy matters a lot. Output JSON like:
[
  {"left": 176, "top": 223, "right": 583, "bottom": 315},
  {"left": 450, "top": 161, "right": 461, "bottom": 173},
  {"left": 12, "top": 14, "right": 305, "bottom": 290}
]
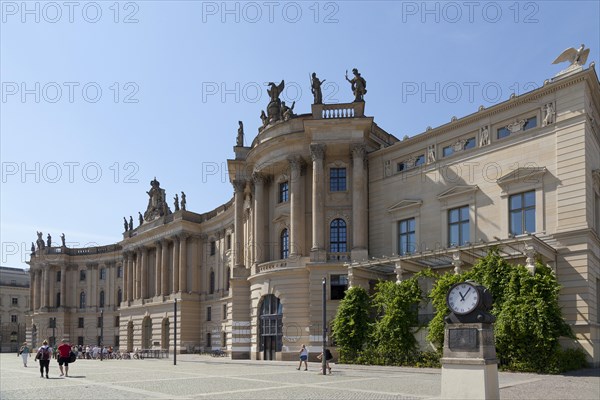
[
  {"left": 161, "top": 239, "right": 169, "bottom": 296},
  {"left": 48, "top": 266, "right": 55, "bottom": 307},
  {"left": 141, "top": 247, "right": 148, "bottom": 299},
  {"left": 310, "top": 144, "right": 326, "bottom": 261},
  {"left": 289, "top": 156, "right": 304, "bottom": 257},
  {"left": 351, "top": 144, "right": 368, "bottom": 260},
  {"left": 155, "top": 241, "right": 162, "bottom": 296},
  {"left": 190, "top": 235, "right": 200, "bottom": 293},
  {"left": 106, "top": 264, "right": 113, "bottom": 307},
  {"left": 87, "top": 265, "right": 94, "bottom": 308},
  {"left": 126, "top": 253, "right": 134, "bottom": 302},
  {"left": 233, "top": 179, "right": 246, "bottom": 268},
  {"left": 253, "top": 173, "right": 267, "bottom": 264},
  {"left": 172, "top": 236, "right": 180, "bottom": 293},
  {"left": 38, "top": 269, "right": 44, "bottom": 309},
  {"left": 60, "top": 265, "right": 67, "bottom": 307},
  {"left": 179, "top": 233, "right": 188, "bottom": 293},
  {"left": 29, "top": 270, "right": 35, "bottom": 311},
  {"left": 135, "top": 249, "right": 142, "bottom": 299}
]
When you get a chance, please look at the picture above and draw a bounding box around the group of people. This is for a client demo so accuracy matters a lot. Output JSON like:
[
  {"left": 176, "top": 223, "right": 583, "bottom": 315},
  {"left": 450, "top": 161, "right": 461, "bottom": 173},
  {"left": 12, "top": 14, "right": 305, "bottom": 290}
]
[
  {"left": 19, "top": 339, "right": 74, "bottom": 378},
  {"left": 296, "top": 344, "right": 334, "bottom": 374}
]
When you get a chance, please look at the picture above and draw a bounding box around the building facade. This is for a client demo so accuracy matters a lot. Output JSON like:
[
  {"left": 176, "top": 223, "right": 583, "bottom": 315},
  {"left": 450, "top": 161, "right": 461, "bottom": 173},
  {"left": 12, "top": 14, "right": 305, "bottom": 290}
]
[
  {"left": 0, "top": 266, "right": 30, "bottom": 352},
  {"left": 27, "top": 64, "right": 600, "bottom": 365}
]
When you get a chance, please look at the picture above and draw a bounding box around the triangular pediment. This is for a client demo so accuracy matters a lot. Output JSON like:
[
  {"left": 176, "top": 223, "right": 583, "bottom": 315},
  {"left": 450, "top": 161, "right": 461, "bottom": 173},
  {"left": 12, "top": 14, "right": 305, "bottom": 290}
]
[
  {"left": 437, "top": 185, "right": 479, "bottom": 200},
  {"left": 387, "top": 199, "right": 422, "bottom": 213},
  {"left": 497, "top": 167, "right": 546, "bottom": 185},
  {"left": 272, "top": 213, "right": 290, "bottom": 224}
]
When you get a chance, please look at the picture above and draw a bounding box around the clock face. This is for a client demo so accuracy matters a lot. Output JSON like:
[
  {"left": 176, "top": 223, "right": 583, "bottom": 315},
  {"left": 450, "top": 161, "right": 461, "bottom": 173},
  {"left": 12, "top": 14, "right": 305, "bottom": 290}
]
[{"left": 447, "top": 283, "right": 480, "bottom": 315}]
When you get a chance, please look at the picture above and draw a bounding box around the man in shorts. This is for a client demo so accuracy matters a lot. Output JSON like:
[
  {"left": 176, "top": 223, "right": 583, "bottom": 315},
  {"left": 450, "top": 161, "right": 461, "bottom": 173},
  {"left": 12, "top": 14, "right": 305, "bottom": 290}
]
[{"left": 57, "top": 339, "right": 71, "bottom": 377}]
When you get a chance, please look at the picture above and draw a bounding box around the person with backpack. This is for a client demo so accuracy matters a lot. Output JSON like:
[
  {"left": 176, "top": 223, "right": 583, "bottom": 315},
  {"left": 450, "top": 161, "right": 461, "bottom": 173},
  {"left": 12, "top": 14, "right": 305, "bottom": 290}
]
[{"left": 36, "top": 339, "right": 52, "bottom": 378}]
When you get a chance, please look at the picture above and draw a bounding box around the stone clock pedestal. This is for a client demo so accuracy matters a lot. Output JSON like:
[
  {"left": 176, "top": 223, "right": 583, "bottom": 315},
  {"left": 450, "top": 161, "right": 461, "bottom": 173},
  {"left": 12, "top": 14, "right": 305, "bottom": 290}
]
[{"left": 440, "top": 323, "right": 499, "bottom": 400}]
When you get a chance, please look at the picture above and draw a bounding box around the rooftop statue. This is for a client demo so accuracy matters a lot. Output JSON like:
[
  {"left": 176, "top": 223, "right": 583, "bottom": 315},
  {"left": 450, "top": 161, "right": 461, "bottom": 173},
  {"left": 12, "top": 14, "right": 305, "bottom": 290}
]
[
  {"left": 138, "top": 212, "right": 143, "bottom": 226},
  {"left": 46, "top": 233, "right": 52, "bottom": 248},
  {"left": 281, "top": 101, "right": 295, "bottom": 121},
  {"left": 129, "top": 216, "right": 133, "bottom": 231},
  {"left": 60, "top": 233, "right": 66, "bottom": 247},
  {"left": 311, "top": 72, "right": 325, "bottom": 105},
  {"left": 174, "top": 193, "right": 180, "bottom": 211},
  {"left": 181, "top": 191, "right": 187, "bottom": 211},
  {"left": 36, "top": 231, "right": 45, "bottom": 250},
  {"left": 345, "top": 68, "right": 367, "bottom": 102},
  {"left": 266, "top": 80, "right": 285, "bottom": 124},
  {"left": 123, "top": 217, "right": 129, "bottom": 231},
  {"left": 144, "top": 177, "right": 171, "bottom": 221},
  {"left": 553, "top": 44, "right": 591, "bottom": 77},
  {"left": 259, "top": 110, "right": 269, "bottom": 130},
  {"left": 237, "top": 121, "right": 244, "bottom": 147}
]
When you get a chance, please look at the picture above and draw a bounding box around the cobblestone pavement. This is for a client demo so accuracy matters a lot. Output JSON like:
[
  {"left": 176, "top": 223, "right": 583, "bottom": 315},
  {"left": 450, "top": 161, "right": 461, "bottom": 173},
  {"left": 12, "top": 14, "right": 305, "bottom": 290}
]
[{"left": 1, "top": 354, "right": 598, "bottom": 399}]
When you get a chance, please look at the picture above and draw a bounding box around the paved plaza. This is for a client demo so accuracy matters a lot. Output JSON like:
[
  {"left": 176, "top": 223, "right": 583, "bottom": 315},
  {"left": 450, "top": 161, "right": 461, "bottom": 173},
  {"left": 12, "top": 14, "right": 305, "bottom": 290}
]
[{"left": 1, "top": 354, "right": 598, "bottom": 399}]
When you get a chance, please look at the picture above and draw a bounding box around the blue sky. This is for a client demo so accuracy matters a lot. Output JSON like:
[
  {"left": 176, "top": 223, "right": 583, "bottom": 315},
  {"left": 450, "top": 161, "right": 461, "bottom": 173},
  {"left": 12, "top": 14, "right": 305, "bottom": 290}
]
[{"left": 1, "top": 1, "right": 599, "bottom": 270}]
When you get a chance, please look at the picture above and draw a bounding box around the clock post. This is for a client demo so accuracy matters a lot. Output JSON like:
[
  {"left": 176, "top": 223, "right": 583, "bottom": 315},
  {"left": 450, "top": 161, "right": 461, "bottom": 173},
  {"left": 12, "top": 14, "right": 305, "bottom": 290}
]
[{"left": 440, "top": 281, "right": 499, "bottom": 400}]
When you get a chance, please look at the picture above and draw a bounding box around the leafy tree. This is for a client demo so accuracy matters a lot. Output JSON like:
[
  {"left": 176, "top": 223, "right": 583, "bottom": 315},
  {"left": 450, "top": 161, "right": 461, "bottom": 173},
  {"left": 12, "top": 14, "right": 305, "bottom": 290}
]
[
  {"left": 331, "top": 286, "right": 372, "bottom": 362},
  {"left": 370, "top": 278, "right": 423, "bottom": 364}
]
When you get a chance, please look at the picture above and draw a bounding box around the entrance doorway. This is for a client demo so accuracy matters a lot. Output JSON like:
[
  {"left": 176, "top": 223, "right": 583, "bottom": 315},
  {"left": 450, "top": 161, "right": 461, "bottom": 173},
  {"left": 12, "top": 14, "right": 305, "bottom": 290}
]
[{"left": 258, "top": 295, "right": 282, "bottom": 360}]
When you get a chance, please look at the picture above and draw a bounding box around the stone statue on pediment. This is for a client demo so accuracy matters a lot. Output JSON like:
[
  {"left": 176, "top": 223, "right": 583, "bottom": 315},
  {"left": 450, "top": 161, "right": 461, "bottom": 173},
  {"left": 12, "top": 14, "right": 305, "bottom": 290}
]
[
  {"left": 144, "top": 177, "right": 171, "bottom": 221},
  {"left": 31, "top": 242, "right": 35, "bottom": 254},
  {"left": 260, "top": 110, "right": 269, "bottom": 130},
  {"left": 174, "top": 193, "right": 180, "bottom": 211},
  {"left": 552, "top": 44, "right": 591, "bottom": 77},
  {"left": 46, "top": 234, "right": 52, "bottom": 248},
  {"left": 60, "top": 233, "right": 66, "bottom": 247},
  {"left": 36, "top": 231, "right": 45, "bottom": 250},
  {"left": 281, "top": 101, "right": 295, "bottom": 121},
  {"left": 237, "top": 121, "right": 244, "bottom": 147},
  {"left": 311, "top": 72, "right": 325, "bottom": 105},
  {"left": 181, "top": 191, "right": 186, "bottom": 211},
  {"left": 123, "top": 217, "right": 128, "bottom": 231},
  {"left": 138, "top": 212, "right": 143, "bottom": 226},
  {"left": 129, "top": 216, "right": 133, "bottom": 231},
  {"left": 345, "top": 68, "right": 367, "bottom": 102},
  {"left": 266, "top": 80, "right": 285, "bottom": 123}
]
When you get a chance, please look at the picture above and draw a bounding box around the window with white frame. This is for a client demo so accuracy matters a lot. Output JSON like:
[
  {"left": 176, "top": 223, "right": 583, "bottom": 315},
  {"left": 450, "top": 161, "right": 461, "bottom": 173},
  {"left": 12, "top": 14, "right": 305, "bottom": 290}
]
[
  {"left": 509, "top": 191, "right": 535, "bottom": 235},
  {"left": 448, "top": 205, "right": 470, "bottom": 247},
  {"left": 398, "top": 218, "right": 416, "bottom": 255}
]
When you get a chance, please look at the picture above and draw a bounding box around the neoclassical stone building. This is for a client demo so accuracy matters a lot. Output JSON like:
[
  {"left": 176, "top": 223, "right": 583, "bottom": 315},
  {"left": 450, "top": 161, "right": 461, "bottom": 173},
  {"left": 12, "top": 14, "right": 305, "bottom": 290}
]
[
  {"left": 27, "top": 62, "right": 600, "bottom": 365},
  {"left": 0, "top": 266, "right": 30, "bottom": 352}
]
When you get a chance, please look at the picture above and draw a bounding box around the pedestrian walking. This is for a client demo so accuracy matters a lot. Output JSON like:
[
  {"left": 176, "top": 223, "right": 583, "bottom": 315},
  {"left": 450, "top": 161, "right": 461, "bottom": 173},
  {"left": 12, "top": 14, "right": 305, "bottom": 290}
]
[
  {"left": 36, "top": 339, "right": 52, "bottom": 378},
  {"left": 18, "top": 342, "right": 30, "bottom": 367},
  {"left": 317, "top": 348, "right": 333, "bottom": 374},
  {"left": 296, "top": 344, "right": 308, "bottom": 371},
  {"left": 57, "top": 338, "right": 72, "bottom": 377}
]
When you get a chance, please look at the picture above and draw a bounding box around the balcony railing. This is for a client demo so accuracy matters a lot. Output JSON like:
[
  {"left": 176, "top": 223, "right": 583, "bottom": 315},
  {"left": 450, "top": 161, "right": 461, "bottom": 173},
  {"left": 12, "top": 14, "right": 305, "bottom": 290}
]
[{"left": 311, "top": 102, "right": 365, "bottom": 119}]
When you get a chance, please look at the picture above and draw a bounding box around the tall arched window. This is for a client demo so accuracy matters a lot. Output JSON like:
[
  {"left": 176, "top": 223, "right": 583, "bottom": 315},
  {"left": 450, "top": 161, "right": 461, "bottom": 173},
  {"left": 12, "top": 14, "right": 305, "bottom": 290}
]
[
  {"left": 99, "top": 290, "right": 105, "bottom": 308},
  {"left": 209, "top": 270, "right": 215, "bottom": 294},
  {"left": 330, "top": 219, "right": 347, "bottom": 252},
  {"left": 79, "top": 291, "right": 86, "bottom": 309},
  {"left": 226, "top": 268, "right": 231, "bottom": 291},
  {"left": 117, "top": 288, "right": 122, "bottom": 304},
  {"left": 280, "top": 229, "right": 289, "bottom": 259}
]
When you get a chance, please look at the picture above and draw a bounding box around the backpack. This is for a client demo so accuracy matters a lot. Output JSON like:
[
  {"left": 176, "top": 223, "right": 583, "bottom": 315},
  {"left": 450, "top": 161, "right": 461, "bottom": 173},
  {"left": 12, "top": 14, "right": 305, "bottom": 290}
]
[
  {"left": 325, "top": 349, "right": 333, "bottom": 361},
  {"left": 37, "top": 346, "right": 51, "bottom": 361}
]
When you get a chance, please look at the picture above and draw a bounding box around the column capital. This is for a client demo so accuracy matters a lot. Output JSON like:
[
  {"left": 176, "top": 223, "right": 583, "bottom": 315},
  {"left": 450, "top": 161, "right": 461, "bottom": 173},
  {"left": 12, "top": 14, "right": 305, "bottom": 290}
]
[
  {"left": 177, "top": 232, "right": 190, "bottom": 241},
  {"left": 232, "top": 179, "right": 247, "bottom": 193},
  {"left": 351, "top": 144, "right": 367, "bottom": 160},
  {"left": 310, "top": 143, "right": 326, "bottom": 161},
  {"left": 252, "top": 172, "right": 268, "bottom": 185}
]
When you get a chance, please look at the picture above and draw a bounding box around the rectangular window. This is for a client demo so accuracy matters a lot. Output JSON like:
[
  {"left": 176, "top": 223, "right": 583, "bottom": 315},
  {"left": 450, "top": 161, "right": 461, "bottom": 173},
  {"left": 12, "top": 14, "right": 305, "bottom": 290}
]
[
  {"left": 100, "top": 268, "right": 106, "bottom": 280},
  {"left": 78, "top": 336, "right": 84, "bottom": 346},
  {"left": 80, "top": 270, "right": 86, "bottom": 281},
  {"left": 11, "top": 297, "right": 18, "bottom": 305},
  {"left": 117, "top": 266, "right": 123, "bottom": 278},
  {"left": 78, "top": 317, "right": 84, "bottom": 328},
  {"left": 206, "top": 333, "right": 212, "bottom": 348},
  {"left": 11, "top": 315, "right": 17, "bottom": 323},
  {"left": 56, "top": 292, "right": 61, "bottom": 308},
  {"left": 222, "top": 332, "right": 227, "bottom": 348},
  {"left": 56, "top": 271, "right": 61, "bottom": 282},
  {"left": 448, "top": 205, "right": 470, "bottom": 247},
  {"left": 278, "top": 181, "right": 289, "bottom": 202},
  {"left": 414, "top": 155, "right": 425, "bottom": 167},
  {"left": 207, "top": 306, "right": 212, "bottom": 322},
  {"left": 497, "top": 127, "right": 510, "bottom": 139},
  {"left": 115, "top": 316, "right": 120, "bottom": 327},
  {"left": 49, "top": 318, "right": 56, "bottom": 328},
  {"left": 330, "top": 275, "right": 348, "bottom": 300},
  {"left": 226, "top": 234, "right": 232, "bottom": 250},
  {"left": 210, "top": 241, "right": 216, "bottom": 256},
  {"left": 115, "top": 336, "right": 120, "bottom": 347},
  {"left": 97, "top": 317, "right": 103, "bottom": 328},
  {"left": 509, "top": 190, "right": 536, "bottom": 235},
  {"left": 523, "top": 116, "right": 537, "bottom": 131},
  {"left": 397, "top": 162, "right": 405, "bottom": 172},
  {"left": 223, "top": 304, "right": 227, "bottom": 319},
  {"left": 464, "top": 137, "right": 476, "bottom": 150},
  {"left": 330, "top": 168, "right": 347, "bottom": 191},
  {"left": 398, "top": 218, "right": 416, "bottom": 255},
  {"left": 443, "top": 146, "right": 453, "bottom": 157}
]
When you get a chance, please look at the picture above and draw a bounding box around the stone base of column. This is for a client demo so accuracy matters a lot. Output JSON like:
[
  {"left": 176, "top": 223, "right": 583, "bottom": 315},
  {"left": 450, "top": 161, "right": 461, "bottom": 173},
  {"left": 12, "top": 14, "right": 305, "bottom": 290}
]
[
  {"left": 310, "top": 248, "right": 327, "bottom": 263},
  {"left": 351, "top": 248, "right": 368, "bottom": 262}
]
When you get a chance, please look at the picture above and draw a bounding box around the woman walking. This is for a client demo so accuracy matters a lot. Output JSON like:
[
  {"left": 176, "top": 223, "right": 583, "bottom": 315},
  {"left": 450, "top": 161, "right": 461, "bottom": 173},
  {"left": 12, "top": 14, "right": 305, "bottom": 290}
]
[
  {"left": 18, "top": 342, "right": 30, "bottom": 367},
  {"left": 296, "top": 344, "right": 308, "bottom": 371},
  {"left": 36, "top": 339, "right": 52, "bottom": 379}
]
